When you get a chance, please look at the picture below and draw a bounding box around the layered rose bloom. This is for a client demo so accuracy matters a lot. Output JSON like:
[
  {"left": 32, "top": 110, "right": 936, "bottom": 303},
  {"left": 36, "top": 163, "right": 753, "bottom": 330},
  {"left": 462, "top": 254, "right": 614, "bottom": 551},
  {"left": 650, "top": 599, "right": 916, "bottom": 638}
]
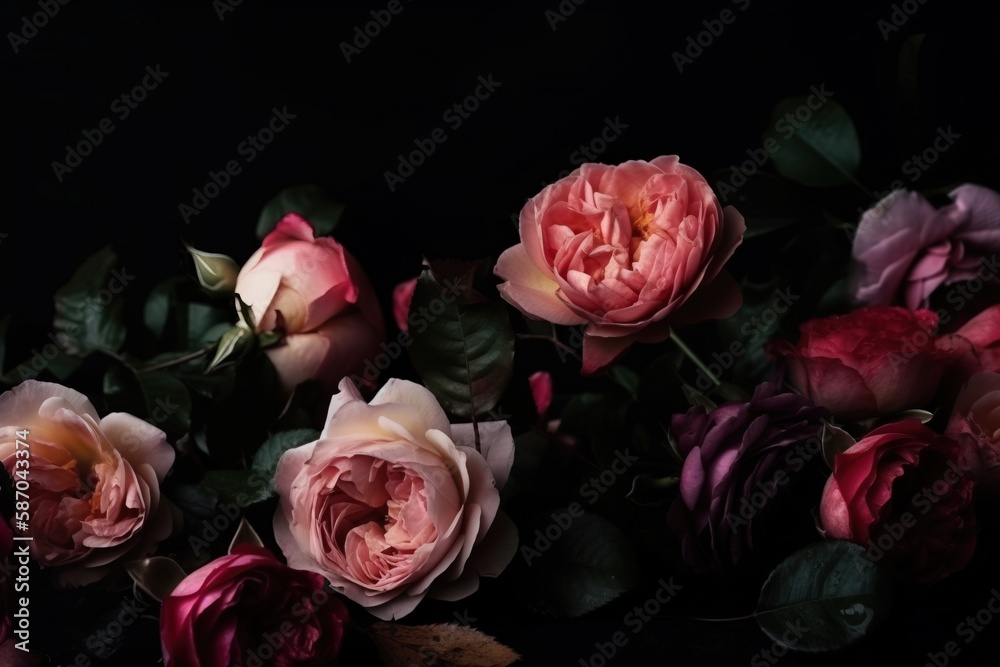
[
  {"left": 273, "top": 378, "right": 517, "bottom": 620},
  {"left": 0, "top": 381, "right": 174, "bottom": 585},
  {"left": 495, "top": 156, "right": 745, "bottom": 374},
  {"left": 851, "top": 185, "right": 1000, "bottom": 309},
  {"left": 953, "top": 304, "right": 1000, "bottom": 377},
  {"left": 946, "top": 371, "right": 1000, "bottom": 486},
  {"left": 767, "top": 306, "right": 965, "bottom": 421},
  {"left": 820, "top": 420, "right": 977, "bottom": 583},
  {"left": 160, "top": 544, "right": 348, "bottom": 667},
  {"left": 235, "top": 213, "right": 385, "bottom": 395},
  {"left": 668, "top": 383, "right": 829, "bottom": 571}
]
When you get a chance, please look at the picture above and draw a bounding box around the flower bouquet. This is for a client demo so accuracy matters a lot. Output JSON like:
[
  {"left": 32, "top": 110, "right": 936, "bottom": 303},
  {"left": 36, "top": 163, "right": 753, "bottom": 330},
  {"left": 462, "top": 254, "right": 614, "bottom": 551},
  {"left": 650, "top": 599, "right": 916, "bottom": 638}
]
[{"left": 5, "top": 3, "right": 1000, "bottom": 665}]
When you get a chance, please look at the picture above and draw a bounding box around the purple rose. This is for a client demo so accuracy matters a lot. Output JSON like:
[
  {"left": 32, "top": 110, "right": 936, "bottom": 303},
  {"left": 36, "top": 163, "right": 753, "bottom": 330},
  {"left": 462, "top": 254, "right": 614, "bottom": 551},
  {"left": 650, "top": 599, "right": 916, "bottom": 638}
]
[
  {"left": 851, "top": 184, "right": 1000, "bottom": 309},
  {"left": 667, "top": 384, "right": 829, "bottom": 571}
]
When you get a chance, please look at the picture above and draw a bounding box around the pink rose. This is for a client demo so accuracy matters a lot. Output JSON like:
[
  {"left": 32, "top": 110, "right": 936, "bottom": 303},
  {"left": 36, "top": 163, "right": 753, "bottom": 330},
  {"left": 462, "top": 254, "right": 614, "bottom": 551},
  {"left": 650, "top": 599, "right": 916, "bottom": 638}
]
[
  {"left": 953, "top": 304, "right": 1000, "bottom": 376},
  {"left": 159, "top": 544, "right": 348, "bottom": 667},
  {"left": 392, "top": 277, "right": 418, "bottom": 332},
  {"left": 273, "top": 378, "right": 517, "bottom": 620},
  {"left": 851, "top": 185, "right": 1000, "bottom": 309},
  {"left": 946, "top": 371, "right": 1000, "bottom": 487},
  {"left": 495, "top": 156, "right": 745, "bottom": 374},
  {"left": 528, "top": 371, "right": 552, "bottom": 415},
  {"left": 235, "top": 213, "right": 385, "bottom": 395},
  {"left": 820, "top": 420, "right": 977, "bottom": 583},
  {"left": 766, "top": 306, "right": 964, "bottom": 421},
  {"left": 0, "top": 381, "right": 174, "bottom": 586}
]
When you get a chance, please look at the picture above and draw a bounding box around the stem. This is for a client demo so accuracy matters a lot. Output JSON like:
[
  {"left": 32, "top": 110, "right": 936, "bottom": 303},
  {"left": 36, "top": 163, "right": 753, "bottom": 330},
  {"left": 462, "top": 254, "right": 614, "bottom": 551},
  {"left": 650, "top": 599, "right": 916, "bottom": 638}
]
[
  {"left": 137, "top": 347, "right": 213, "bottom": 373},
  {"left": 669, "top": 331, "right": 720, "bottom": 387}
]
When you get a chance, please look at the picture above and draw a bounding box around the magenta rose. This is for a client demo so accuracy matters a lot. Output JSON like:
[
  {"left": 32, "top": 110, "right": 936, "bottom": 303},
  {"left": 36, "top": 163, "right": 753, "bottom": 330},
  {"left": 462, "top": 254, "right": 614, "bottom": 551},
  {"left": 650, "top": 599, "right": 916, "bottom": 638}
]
[
  {"left": 820, "top": 420, "right": 977, "bottom": 583},
  {"left": 0, "top": 381, "right": 174, "bottom": 586},
  {"left": 392, "top": 278, "right": 418, "bottom": 332},
  {"left": 946, "top": 371, "right": 1000, "bottom": 487},
  {"left": 159, "top": 544, "right": 348, "bottom": 667},
  {"left": 495, "top": 156, "right": 745, "bottom": 374},
  {"left": 952, "top": 304, "right": 1000, "bottom": 378},
  {"left": 767, "top": 306, "right": 964, "bottom": 421},
  {"left": 668, "top": 383, "right": 829, "bottom": 571},
  {"left": 235, "top": 213, "right": 385, "bottom": 395},
  {"left": 273, "top": 378, "right": 517, "bottom": 620},
  {"left": 851, "top": 185, "right": 1000, "bottom": 309}
]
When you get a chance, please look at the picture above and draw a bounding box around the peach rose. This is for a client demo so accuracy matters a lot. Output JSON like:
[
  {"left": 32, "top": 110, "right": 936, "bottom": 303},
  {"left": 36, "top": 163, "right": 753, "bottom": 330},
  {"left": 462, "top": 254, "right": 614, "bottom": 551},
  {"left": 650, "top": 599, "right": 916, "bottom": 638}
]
[
  {"left": 0, "top": 381, "right": 174, "bottom": 586},
  {"left": 235, "top": 213, "right": 385, "bottom": 394},
  {"left": 273, "top": 378, "right": 517, "bottom": 620},
  {"left": 495, "top": 156, "right": 745, "bottom": 374}
]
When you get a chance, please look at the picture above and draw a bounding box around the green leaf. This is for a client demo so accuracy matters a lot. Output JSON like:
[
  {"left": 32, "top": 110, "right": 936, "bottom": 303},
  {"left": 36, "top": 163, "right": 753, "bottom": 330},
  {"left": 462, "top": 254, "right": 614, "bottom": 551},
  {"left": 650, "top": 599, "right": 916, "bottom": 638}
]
[
  {"left": 125, "top": 557, "right": 188, "bottom": 603},
  {"left": 763, "top": 96, "right": 861, "bottom": 187},
  {"left": 136, "top": 371, "right": 193, "bottom": 439},
  {"left": 256, "top": 184, "right": 346, "bottom": 239},
  {"left": 177, "top": 365, "right": 236, "bottom": 400},
  {"left": 606, "top": 365, "right": 639, "bottom": 398},
  {"left": 200, "top": 469, "right": 273, "bottom": 506},
  {"left": 756, "top": 540, "right": 894, "bottom": 652},
  {"left": 518, "top": 511, "right": 640, "bottom": 617},
  {"left": 53, "top": 246, "right": 126, "bottom": 357},
  {"left": 408, "top": 269, "right": 514, "bottom": 418},
  {"left": 251, "top": 428, "right": 320, "bottom": 492},
  {"left": 186, "top": 302, "right": 232, "bottom": 347},
  {"left": 144, "top": 276, "right": 186, "bottom": 340}
]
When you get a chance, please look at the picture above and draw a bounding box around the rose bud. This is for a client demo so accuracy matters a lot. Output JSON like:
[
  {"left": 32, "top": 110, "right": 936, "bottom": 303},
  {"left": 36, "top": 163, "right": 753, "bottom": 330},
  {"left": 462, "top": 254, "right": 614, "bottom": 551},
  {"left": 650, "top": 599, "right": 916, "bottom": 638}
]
[
  {"left": 495, "top": 156, "right": 745, "bottom": 374},
  {"left": 820, "top": 420, "right": 977, "bottom": 583},
  {"left": 235, "top": 213, "right": 385, "bottom": 396}
]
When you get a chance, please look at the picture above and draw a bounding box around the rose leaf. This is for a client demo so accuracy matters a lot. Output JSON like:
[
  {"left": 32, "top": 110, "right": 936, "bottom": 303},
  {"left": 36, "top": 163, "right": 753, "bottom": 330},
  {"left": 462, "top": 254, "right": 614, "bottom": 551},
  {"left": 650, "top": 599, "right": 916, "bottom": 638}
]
[{"left": 755, "top": 540, "right": 894, "bottom": 652}]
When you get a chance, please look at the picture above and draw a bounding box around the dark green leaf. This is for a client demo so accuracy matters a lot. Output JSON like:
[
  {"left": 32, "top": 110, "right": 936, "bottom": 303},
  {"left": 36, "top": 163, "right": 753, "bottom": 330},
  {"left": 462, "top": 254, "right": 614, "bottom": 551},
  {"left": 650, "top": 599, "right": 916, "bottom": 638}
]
[
  {"left": 200, "top": 469, "right": 273, "bottom": 506},
  {"left": 251, "top": 428, "right": 320, "bottom": 491},
  {"left": 763, "top": 96, "right": 861, "bottom": 187},
  {"left": 408, "top": 270, "right": 514, "bottom": 417},
  {"left": 144, "top": 276, "right": 186, "bottom": 340},
  {"left": 166, "top": 482, "right": 219, "bottom": 518},
  {"left": 177, "top": 365, "right": 236, "bottom": 400},
  {"left": 756, "top": 540, "right": 894, "bottom": 652},
  {"left": 518, "top": 511, "right": 640, "bottom": 617},
  {"left": 136, "top": 371, "right": 192, "bottom": 439},
  {"left": 607, "top": 365, "right": 639, "bottom": 398},
  {"left": 256, "top": 184, "right": 345, "bottom": 239},
  {"left": 53, "top": 246, "right": 126, "bottom": 357},
  {"left": 125, "top": 557, "right": 188, "bottom": 603}
]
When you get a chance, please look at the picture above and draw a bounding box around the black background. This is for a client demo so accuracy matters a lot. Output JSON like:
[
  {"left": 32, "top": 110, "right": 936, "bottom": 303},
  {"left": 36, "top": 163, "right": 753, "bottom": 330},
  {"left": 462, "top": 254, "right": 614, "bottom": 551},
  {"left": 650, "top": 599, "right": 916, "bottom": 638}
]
[{"left": 4, "top": 0, "right": 1000, "bottom": 665}]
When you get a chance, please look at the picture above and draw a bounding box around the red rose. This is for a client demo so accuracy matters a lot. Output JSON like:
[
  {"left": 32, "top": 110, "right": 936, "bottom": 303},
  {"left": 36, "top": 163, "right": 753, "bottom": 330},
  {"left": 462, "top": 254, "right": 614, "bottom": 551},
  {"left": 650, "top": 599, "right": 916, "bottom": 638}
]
[
  {"left": 159, "top": 544, "right": 348, "bottom": 667},
  {"left": 820, "top": 420, "right": 977, "bottom": 583},
  {"left": 767, "top": 306, "right": 963, "bottom": 420}
]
